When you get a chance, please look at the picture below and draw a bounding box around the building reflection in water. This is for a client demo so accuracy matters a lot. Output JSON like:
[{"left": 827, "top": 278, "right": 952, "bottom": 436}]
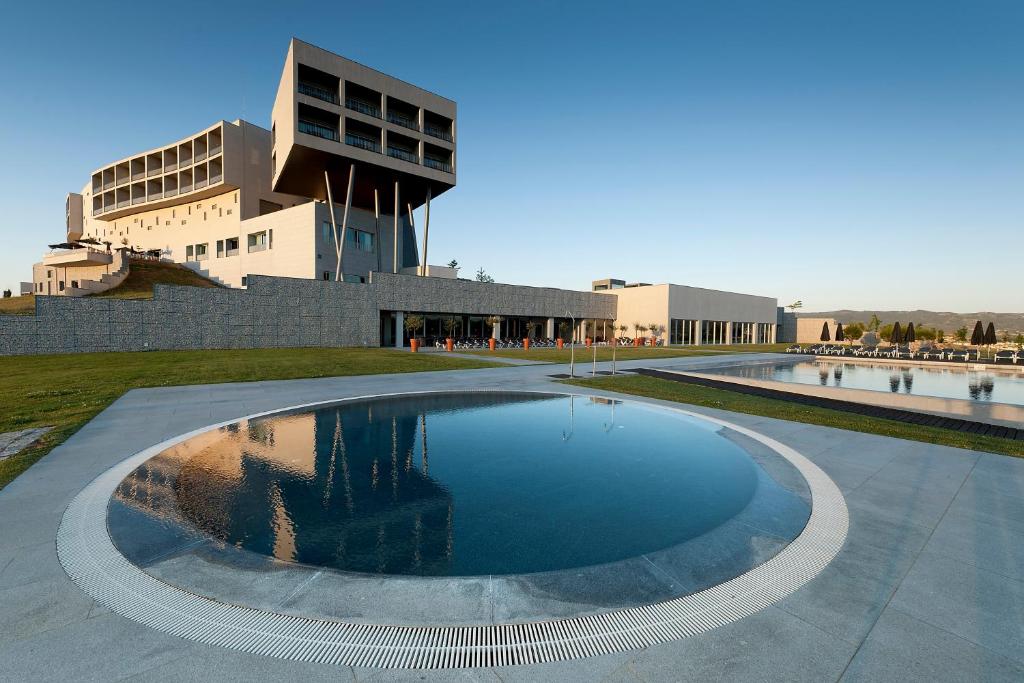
[{"left": 115, "top": 399, "right": 457, "bottom": 575}]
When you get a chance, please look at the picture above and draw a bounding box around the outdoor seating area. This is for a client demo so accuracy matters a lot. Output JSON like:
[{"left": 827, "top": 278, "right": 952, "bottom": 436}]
[{"left": 786, "top": 343, "right": 1024, "bottom": 365}]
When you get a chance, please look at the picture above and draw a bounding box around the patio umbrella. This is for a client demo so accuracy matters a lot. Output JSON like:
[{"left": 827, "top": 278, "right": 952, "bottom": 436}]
[
  {"left": 970, "top": 321, "right": 984, "bottom": 346},
  {"left": 905, "top": 322, "right": 916, "bottom": 344},
  {"left": 984, "top": 322, "right": 997, "bottom": 346},
  {"left": 890, "top": 321, "right": 903, "bottom": 345},
  {"left": 820, "top": 322, "right": 831, "bottom": 342},
  {"left": 835, "top": 323, "right": 845, "bottom": 342}
]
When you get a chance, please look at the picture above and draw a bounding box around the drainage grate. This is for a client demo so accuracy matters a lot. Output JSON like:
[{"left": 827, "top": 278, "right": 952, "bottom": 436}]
[{"left": 57, "top": 392, "right": 848, "bottom": 669}]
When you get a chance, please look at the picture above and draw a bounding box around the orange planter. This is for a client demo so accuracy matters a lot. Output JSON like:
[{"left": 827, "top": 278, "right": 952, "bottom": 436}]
[
  {"left": 650, "top": 337, "right": 657, "bottom": 346},
  {"left": 634, "top": 338, "right": 641, "bottom": 347},
  {"left": 556, "top": 338, "right": 564, "bottom": 349},
  {"left": 585, "top": 337, "right": 592, "bottom": 348},
  {"left": 488, "top": 338, "right": 496, "bottom": 351},
  {"left": 523, "top": 338, "right": 530, "bottom": 351},
  {"left": 410, "top": 339, "right": 419, "bottom": 353},
  {"left": 445, "top": 338, "right": 454, "bottom": 352}
]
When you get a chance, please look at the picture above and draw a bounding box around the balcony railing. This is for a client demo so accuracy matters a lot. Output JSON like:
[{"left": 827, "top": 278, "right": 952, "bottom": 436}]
[
  {"left": 346, "top": 133, "right": 381, "bottom": 154},
  {"left": 424, "top": 157, "right": 453, "bottom": 173},
  {"left": 345, "top": 98, "right": 381, "bottom": 119},
  {"left": 165, "top": 163, "right": 177, "bottom": 172},
  {"left": 225, "top": 248, "right": 239, "bottom": 257},
  {"left": 103, "top": 182, "right": 114, "bottom": 190},
  {"left": 195, "top": 152, "right": 207, "bottom": 162},
  {"left": 387, "top": 111, "right": 418, "bottom": 131},
  {"left": 210, "top": 173, "right": 223, "bottom": 184},
  {"left": 209, "top": 145, "right": 222, "bottom": 156},
  {"left": 248, "top": 243, "right": 267, "bottom": 254},
  {"left": 387, "top": 147, "right": 419, "bottom": 164},
  {"left": 298, "top": 82, "right": 339, "bottom": 105},
  {"left": 424, "top": 125, "right": 453, "bottom": 142},
  {"left": 298, "top": 119, "right": 340, "bottom": 142}
]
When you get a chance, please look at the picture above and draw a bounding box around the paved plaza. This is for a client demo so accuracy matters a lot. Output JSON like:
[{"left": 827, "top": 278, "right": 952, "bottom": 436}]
[{"left": 1, "top": 354, "right": 1022, "bottom": 681}]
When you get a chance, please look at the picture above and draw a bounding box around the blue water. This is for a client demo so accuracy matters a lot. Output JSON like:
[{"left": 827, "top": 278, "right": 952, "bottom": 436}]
[
  {"left": 711, "top": 360, "right": 1024, "bottom": 405},
  {"left": 115, "top": 393, "right": 772, "bottom": 576}
]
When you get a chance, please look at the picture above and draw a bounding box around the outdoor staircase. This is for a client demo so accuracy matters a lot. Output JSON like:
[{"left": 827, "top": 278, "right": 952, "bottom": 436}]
[{"left": 65, "top": 250, "right": 130, "bottom": 297}]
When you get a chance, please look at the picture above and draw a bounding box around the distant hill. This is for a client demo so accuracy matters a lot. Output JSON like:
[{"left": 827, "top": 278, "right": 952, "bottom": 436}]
[{"left": 797, "top": 310, "right": 1024, "bottom": 336}]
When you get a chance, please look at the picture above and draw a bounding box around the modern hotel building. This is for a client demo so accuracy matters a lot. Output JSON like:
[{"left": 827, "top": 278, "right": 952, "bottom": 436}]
[{"left": 20, "top": 38, "right": 778, "bottom": 351}]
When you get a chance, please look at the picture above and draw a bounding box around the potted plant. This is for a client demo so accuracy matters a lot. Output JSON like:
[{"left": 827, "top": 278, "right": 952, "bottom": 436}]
[
  {"left": 616, "top": 324, "right": 628, "bottom": 347},
  {"left": 404, "top": 314, "right": 423, "bottom": 352},
  {"left": 522, "top": 319, "right": 532, "bottom": 351},
  {"left": 633, "top": 323, "right": 646, "bottom": 346},
  {"left": 485, "top": 315, "right": 502, "bottom": 350},
  {"left": 442, "top": 316, "right": 457, "bottom": 352},
  {"left": 648, "top": 322, "right": 661, "bottom": 347},
  {"left": 557, "top": 321, "right": 570, "bottom": 349}
]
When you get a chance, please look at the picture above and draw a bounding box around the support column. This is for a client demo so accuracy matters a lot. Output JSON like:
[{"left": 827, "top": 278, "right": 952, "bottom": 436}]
[
  {"left": 420, "top": 187, "right": 431, "bottom": 276},
  {"left": 492, "top": 320, "right": 500, "bottom": 340},
  {"left": 694, "top": 319, "right": 702, "bottom": 345},
  {"left": 336, "top": 165, "right": 355, "bottom": 282},
  {"left": 394, "top": 311, "right": 404, "bottom": 349},
  {"left": 393, "top": 181, "right": 400, "bottom": 273},
  {"left": 546, "top": 317, "right": 555, "bottom": 339},
  {"left": 374, "top": 188, "right": 382, "bottom": 274},
  {"left": 324, "top": 170, "right": 340, "bottom": 278},
  {"left": 726, "top": 321, "right": 733, "bottom": 345}
]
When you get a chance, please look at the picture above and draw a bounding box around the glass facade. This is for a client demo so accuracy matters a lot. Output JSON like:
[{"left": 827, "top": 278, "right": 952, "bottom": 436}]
[
  {"left": 701, "top": 320, "right": 728, "bottom": 345},
  {"left": 670, "top": 319, "right": 699, "bottom": 345}
]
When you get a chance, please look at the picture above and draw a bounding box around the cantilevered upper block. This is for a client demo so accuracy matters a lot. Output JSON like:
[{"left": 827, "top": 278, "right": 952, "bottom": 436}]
[{"left": 271, "top": 38, "right": 456, "bottom": 211}]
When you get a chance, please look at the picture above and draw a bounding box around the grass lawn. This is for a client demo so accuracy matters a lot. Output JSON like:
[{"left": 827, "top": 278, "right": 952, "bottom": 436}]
[
  {"left": 564, "top": 374, "right": 1024, "bottom": 458},
  {"left": 0, "top": 348, "right": 498, "bottom": 491},
  {"left": 466, "top": 342, "right": 791, "bottom": 363},
  {"left": 0, "top": 295, "right": 35, "bottom": 315},
  {"left": 93, "top": 259, "right": 222, "bottom": 299}
]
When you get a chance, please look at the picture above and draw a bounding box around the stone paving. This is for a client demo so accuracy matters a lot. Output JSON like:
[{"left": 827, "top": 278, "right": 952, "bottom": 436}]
[{"left": 1, "top": 353, "right": 1022, "bottom": 681}]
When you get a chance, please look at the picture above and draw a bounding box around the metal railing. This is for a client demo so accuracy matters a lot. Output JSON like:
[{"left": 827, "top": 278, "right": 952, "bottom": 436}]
[
  {"left": 424, "top": 125, "right": 453, "bottom": 142},
  {"left": 387, "top": 147, "right": 419, "bottom": 164},
  {"left": 298, "top": 82, "right": 339, "bottom": 105},
  {"left": 387, "top": 111, "right": 419, "bottom": 131},
  {"left": 346, "top": 133, "right": 381, "bottom": 153},
  {"left": 345, "top": 98, "right": 381, "bottom": 119},
  {"left": 298, "top": 120, "right": 340, "bottom": 141},
  {"left": 424, "top": 157, "right": 453, "bottom": 173}
]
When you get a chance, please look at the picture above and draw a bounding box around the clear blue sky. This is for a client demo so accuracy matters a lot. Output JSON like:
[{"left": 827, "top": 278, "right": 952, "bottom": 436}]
[{"left": 2, "top": 1, "right": 1021, "bottom": 311}]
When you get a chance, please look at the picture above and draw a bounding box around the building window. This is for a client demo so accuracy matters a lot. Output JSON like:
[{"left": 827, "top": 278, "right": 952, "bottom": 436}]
[
  {"left": 322, "top": 221, "right": 332, "bottom": 243},
  {"left": 59, "top": 280, "right": 65, "bottom": 291},
  {"left": 186, "top": 245, "right": 194, "bottom": 260},
  {"left": 71, "top": 280, "right": 79, "bottom": 289},
  {"left": 241, "top": 276, "right": 247, "bottom": 287},
  {"left": 226, "top": 237, "right": 239, "bottom": 256},
  {"left": 322, "top": 271, "right": 330, "bottom": 281},
  {"left": 216, "top": 240, "right": 224, "bottom": 258},
  {"left": 195, "top": 243, "right": 208, "bottom": 261},
  {"left": 345, "top": 228, "right": 375, "bottom": 252},
  {"left": 247, "top": 231, "right": 268, "bottom": 253}
]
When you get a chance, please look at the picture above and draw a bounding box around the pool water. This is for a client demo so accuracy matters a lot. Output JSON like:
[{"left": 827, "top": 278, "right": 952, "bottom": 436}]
[
  {"left": 110, "top": 393, "right": 804, "bottom": 577},
  {"left": 711, "top": 360, "right": 1024, "bottom": 405}
]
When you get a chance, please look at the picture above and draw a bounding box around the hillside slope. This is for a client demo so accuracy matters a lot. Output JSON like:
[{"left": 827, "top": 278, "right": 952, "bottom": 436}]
[
  {"left": 798, "top": 310, "right": 1024, "bottom": 335},
  {"left": 92, "top": 259, "right": 223, "bottom": 300}
]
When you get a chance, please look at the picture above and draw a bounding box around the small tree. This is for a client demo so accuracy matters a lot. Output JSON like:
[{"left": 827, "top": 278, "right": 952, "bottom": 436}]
[
  {"left": 868, "top": 314, "right": 882, "bottom": 332},
  {"left": 475, "top": 268, "right": 494, "bottom": 283},
  {"left": 843, "top": 322, "right": 864, "bottom": 342},
  {"left": 443, "top": 316, "right": 458, "bottom": 339},
  {"left": 647, "top": 322, "right": 660, "bottom": 339},
  {"left": 2, "top": 289, "right": 11, "bottom": 298},
  {"left": 937, "top": 329, "right": 945, "bottom": 343},
  {"left": 1015, "top": 333, "right": 1024, "bottom": 346},
  {"left": 633, "top": 322, "right": 645, "bottom": 337},
  {"left": 955, "top": 326, "right": 968, "bottom": 343},
  {"left": 403, "top": 314, "right": 423, "bottom": 340},
  {"left": 447, "top": 259, "right": 459, "bottom": 270}
]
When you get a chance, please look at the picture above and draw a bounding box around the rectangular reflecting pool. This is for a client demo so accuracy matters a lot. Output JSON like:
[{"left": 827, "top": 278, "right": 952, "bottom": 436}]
[{"left": 709, "top": 360, "right": 1024, "bottom": 406}]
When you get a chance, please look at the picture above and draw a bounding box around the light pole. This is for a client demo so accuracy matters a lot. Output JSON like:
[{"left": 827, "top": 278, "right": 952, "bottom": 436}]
[{"left": 566, "top": 310, "right": 575, "bottom": 378}]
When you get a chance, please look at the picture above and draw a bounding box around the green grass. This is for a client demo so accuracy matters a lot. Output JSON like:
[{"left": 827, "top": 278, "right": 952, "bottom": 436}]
[
  {"left": 564, "top": 374, "right": 1024, "bottom": 458},
  {"left": 0, "top": 348, "right": 499, "bottom": 491},
  {"left": 93, "top": 259, "right": 222, "bottom": 299},
  {"left": 466, "top": 342, "right": 791, "bottom": 363}
]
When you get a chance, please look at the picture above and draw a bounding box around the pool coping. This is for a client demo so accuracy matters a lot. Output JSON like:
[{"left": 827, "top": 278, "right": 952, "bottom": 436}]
[
  {"left": 56, "top": 389, "right": 848, "bottom": 669},
  {"left": 646, "top": 366, "right": 1024, "bottom": 435}
]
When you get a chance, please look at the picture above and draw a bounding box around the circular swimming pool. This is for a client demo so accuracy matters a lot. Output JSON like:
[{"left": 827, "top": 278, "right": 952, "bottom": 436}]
[{"left": 108, "top": 392, "right": 810, "bottom": 579}]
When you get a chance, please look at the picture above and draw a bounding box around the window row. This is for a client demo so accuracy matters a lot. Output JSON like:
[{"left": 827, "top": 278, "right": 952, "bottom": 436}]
[
  {"left": 185, "top": 230, "right": 273, "bottom": 262},
  {"left": 296, "top": 64, "right": 453, "bottom": 142},
  {"left": 320, "top": 221, "right": 375, "bottom": 252},
  {"left": 92, "top": 158, "right": 224, "bottom": 216},
  {"left": 91, "top": 126, "right": 224, "bottom": 194}
]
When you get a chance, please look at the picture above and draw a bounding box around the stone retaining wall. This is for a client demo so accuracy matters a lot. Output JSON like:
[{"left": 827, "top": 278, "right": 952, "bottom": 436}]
[{"left": 0, "top": 273, "right": 616, "bottom": 356}]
